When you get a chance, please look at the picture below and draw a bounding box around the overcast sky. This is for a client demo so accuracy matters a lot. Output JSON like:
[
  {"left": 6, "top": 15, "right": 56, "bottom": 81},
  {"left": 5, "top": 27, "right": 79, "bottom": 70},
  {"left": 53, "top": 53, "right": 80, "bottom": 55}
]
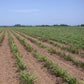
[{"left": 0, "top": 0, "right": 84, "bottom": 25}]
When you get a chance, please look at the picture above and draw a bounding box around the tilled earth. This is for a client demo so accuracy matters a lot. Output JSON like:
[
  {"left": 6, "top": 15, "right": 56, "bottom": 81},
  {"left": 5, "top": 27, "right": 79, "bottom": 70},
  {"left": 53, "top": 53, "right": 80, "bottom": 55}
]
[{"left": 0, "top": 30, "right": 84, "bottom": 84}]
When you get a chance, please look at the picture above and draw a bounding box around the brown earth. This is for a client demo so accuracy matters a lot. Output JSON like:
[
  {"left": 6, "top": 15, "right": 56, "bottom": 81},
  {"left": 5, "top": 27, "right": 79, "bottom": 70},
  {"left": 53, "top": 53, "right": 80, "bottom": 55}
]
[
  {"left": 10, "top": 31, "right": 65, "bottom": 84},
  {"left": 13, "top": 31, "right": 84, "bottom": 83},
  {"left": 0, "top": 31, "right": 19, "bottom": 84},
  {"left": 18, "top": 31, "right": 84, "bottom": 62}
]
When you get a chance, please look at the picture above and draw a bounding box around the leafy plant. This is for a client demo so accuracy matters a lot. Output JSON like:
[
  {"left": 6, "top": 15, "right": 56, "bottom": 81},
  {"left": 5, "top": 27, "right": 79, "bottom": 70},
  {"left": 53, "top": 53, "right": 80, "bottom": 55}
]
[
  {"left": 20, "top": 71, "right": 35, "bottom": 84},
  {"left": 33, "top": 50, "right": 78, "bottom": 84},
  {"left": 8, "top": 31, "right": 35, "bottom": 84},
  {"left": 0, "top": 31, "right": 5, "bottom": 45}
]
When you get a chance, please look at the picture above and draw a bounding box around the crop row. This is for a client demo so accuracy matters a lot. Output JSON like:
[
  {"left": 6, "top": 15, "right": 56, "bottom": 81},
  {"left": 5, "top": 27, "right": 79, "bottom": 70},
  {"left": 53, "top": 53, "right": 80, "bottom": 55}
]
[
  {"left": 0, "top": 28, "right": 4, "bottom": 32},
  {"left": 13, "top": 30, "right": 84, "bottom": 69},
  {"left": 48, "top": 48, "right": 84, "bottom": 68},
  {"left": 12, "top": 30, "right": 79, "bottom": 84},
  {"left": 27, "top": 33, "right": 81, "bottom": 54},
  {"left": 0, "top": 29, "right": 3, "bottom": 33},
  {"left": 14, "top": 30, "right": 81, "bottom": 54},
  {"left": 8, "top": 31, "right": 35, "bottom": 84},
  {"left": 0, "top": 31, "right": 5, "bottom": 46},
  {"left": 12, "top": 26, "right": 84, "bottom": 49},
  {"left": 14, "top": 30, "right": 47, "bottom": 48},
  {"left": 44, "top": 39, "right": 80, "bottom": 54}
]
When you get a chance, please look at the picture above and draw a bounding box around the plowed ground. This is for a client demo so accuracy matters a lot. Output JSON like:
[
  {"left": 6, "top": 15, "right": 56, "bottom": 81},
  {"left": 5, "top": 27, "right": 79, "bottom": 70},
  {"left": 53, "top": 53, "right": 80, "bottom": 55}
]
[{"left": 0, "top": 29, "right": 84, "bottom": 84}]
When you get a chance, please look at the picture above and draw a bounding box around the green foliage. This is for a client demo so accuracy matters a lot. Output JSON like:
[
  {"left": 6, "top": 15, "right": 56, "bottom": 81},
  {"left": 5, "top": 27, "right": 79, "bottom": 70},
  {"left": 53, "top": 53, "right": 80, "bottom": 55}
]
[
  {"left": 0, "top": 31, "right": 5, "bottom": 45},
  {"left": 65, "top": 75, "right": 77, "bottom": 84},
  {"left": 48, "top": 48, "right": 84, "bottom": 69},
  {"left": 81, "top": 24, "right": 84, "bottom": 27},
  {"left": 17, "top": 59, "right": 26, "bottom": 70},
  {"left": 13, "top": 26, "right": 84, "bottom": 49},
  {"left": 33, "top": 50, "right": 47, "bottom": 62},
  {"left": 0, "top": 28, "right": 3, "bottom": 33},
  {"left": 8, "top": 31, "right": 35, "bottom": 84},
  {"left": 11, "top": 43, "right": 18, "bottom": 54},
  {"left": 48, "top": 48, "right": 57, "bottom": 54},
  {"left": 49, "top": 40, "right": 80, "bottom": 54},
  {"left": 9, "top": 29, "right": 80, "bottom": 84},
  {"left": 17, "top": 31, "right": 47, "bottom": 48},
  {"left": 12, "top": 32, "right": 33, "bottom": 52},
  {"left": 33, "top": 50, "right": 78, "bottom": 84},
  {"left": 20, "top": 71, "right": 35, "bottom": 84}
]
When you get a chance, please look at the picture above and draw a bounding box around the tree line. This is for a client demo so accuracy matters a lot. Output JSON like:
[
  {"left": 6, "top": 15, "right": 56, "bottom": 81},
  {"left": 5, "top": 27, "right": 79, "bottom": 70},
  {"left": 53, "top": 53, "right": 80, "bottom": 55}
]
[{"left": 0, "top": 24, "right": 84, "bottom": 27}]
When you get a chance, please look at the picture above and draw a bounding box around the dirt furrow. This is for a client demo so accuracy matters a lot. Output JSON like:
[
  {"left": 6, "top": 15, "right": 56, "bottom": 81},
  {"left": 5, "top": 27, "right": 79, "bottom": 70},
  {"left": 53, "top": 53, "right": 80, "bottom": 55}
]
[
  {"left": 0, "top": 31, "right": 19, "bottom": 84},
  {"left": 18, "top": 31, "right": 84, "bottom": 62},
  {"left": 14, "top": 31, "right": 84, "bottom": 82},
  {"left": 10, "top": 32, "right": 64, "bottom": 84}
]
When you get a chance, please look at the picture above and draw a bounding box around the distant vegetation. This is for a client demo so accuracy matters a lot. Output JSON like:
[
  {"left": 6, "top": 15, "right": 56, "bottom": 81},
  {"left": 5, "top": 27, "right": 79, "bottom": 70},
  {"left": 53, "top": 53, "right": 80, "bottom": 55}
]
[
  {"left": 13, "top": 26, "right": 84, "bottom": 49},
  {"left": 0, "top": 24, "right": 84, "bottom": 27}
]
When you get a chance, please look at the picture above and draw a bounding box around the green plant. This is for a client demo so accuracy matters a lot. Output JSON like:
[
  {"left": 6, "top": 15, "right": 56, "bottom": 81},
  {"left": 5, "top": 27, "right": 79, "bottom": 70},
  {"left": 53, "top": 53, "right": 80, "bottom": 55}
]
[
  {"left": 20, "top": 71, "right": 35, "bottom": 84},
  {"left": 17, "top": 59, "right": 26, "bottom": 70},
  {"left": 10, "top": 30, "right": 79, "bottom": 84},
  {"left": 48, "top": 47, "right": 84, "bottom": 69},
  {"left": 12, "top": 32, "right": 33, "bottom": 52},
  {"left": 0, "top": 31, "right": 5, "bottom": 45},
  {"left": 8, "top": 31, "right": 35, "bottom": 84},
  {"left": 13, "top": 26, "right": 84, "bottom": 50},
  {"left": 16, "top": 31, "right": 47, "bottom": 48},
  {"left": 65, "top": 75, "right": 77, "bottom": 84},
  {"left": 48, "top": 48, "right": 57, "bottom": 54},
  {"left": 32, "top": 50, "right": 78, "bottom": 84},
  {"left": 33, "top": 50, "right": 47, "bottom": 62}
]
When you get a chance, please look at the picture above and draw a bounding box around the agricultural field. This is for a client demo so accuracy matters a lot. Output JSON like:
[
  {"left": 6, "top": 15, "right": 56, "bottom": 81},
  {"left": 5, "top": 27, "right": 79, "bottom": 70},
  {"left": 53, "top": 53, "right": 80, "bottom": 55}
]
[{"left": 0, "top": 26, "right": 84, "bottom": 84}]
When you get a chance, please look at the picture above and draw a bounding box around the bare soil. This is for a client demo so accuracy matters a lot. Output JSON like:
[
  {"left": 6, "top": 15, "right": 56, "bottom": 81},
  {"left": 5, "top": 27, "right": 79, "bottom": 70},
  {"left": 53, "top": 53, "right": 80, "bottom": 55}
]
[
  {"left": 0, "top": 31, "right": 19, "bottom": 84},
  {"left": 10, "top": 32, "right": 64, "bottom": 84},
  {"left": 14, "top": 31, "right": 84, "bottom": 83},
  {"left": 20, "top": 32, "right": 84, "bottom": 62}
]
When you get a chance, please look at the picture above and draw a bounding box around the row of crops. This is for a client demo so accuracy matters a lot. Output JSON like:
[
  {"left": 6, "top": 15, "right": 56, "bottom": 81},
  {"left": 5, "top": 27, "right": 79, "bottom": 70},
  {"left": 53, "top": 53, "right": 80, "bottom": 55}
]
[
  {"left": 0, "top": 27, "right": 84, "bottom": 84},
  {"left": 11, "top": 30, "right": 78, "bottom": 84},
  {"left": 13, "top": 26, "right": 84, "bottom": 49},
  {"left": 13, "top": 30, "right": 84, "bottom": 69}
]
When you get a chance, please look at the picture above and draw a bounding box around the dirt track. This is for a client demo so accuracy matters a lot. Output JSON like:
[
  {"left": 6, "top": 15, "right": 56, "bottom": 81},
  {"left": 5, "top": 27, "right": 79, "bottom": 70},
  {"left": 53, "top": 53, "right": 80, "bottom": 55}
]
[{"left": 0, "top": 32, "right": 19, "bottom": 84}]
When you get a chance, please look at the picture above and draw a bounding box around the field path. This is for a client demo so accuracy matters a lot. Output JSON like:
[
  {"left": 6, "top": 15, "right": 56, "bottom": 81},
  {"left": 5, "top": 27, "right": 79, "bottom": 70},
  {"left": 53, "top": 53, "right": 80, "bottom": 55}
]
[
  {"left": 10, "top": 31, "right": 64, "bottom": 84},
  {"left": 0, "top": 31, "right": 19, "bottom": 84}
]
